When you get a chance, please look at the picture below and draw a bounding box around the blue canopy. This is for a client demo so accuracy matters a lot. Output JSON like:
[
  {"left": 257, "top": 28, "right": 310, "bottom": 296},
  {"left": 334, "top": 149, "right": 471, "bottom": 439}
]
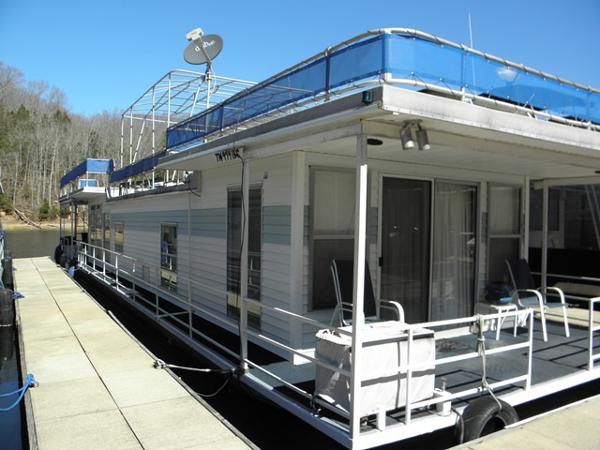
[
  {"left": 166, "top": 32, "right": 600, "bottom": 149},
  {"left": 109, "top": 150, "right": 167, "bottom": 183},
  {"left": 60, "top": 159, "right": 114, "bottom": 188}
]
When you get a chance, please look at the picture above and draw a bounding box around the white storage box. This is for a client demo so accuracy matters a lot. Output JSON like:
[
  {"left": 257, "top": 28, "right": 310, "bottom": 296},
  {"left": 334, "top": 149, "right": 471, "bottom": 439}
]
[{"left": 315, "top": 321, "right": 435, "bottom": 417}]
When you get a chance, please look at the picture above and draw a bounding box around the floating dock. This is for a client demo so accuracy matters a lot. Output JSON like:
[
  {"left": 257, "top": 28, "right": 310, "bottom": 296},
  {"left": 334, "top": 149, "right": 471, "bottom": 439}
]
[
  {"left": 14, "top": 256, "right": 252, "bottom": 450},
  {"left": 455, "top": 394, "right": 600, "bottom": 450}
]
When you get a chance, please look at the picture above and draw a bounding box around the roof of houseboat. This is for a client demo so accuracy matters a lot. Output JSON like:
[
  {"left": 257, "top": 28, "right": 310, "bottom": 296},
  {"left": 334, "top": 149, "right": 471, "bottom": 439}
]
[{"left": 164, "top": 28, "right": 599, "bottom": 152}]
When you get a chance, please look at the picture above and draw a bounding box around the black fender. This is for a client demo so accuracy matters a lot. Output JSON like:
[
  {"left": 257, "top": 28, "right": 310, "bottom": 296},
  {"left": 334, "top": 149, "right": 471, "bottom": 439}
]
[
  {"left": 54, "top": 245, "right": 63, "bottom": 264},
  {"left": 458, "top": 397, "right": 518, "bottom": 443}
]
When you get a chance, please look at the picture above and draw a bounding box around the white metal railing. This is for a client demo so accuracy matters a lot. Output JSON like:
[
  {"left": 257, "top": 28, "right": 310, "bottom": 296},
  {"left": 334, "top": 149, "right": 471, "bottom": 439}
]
[
  {"left": 241, "top": 294, "right": 535, "bottom": 433},
  {"left": 77, "top": 241, "right": 137, "bottom": 294},
  {"left": 76, "top": 242, "right": 592, "bottom": 442}
]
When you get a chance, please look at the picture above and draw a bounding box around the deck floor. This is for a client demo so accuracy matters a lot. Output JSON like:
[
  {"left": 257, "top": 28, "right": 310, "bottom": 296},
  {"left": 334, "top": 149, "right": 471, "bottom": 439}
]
[
  {"left": 437, "top": 314, "right": 599, "bottom": 396},
  {"left": 15, "top": 257, "right": 251, "bottom": 450},
  {"left": 250, "top": 308, "right": 600, "bottom": 430}
]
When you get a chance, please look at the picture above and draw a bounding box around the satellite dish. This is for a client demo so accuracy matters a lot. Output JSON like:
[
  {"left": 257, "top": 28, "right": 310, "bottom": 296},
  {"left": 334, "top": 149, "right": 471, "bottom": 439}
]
[{"left": 184, "top": 34, "right": 224, "bottom": 65}]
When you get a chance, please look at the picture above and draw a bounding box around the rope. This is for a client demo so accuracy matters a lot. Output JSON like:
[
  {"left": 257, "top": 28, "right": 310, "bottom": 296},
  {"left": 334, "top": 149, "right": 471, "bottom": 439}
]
[
  {"left": 0, "top": 373, "right": 37, "bottom": 412},
  {"left": 153, "top": 359, "right": 234, "bottom": 398},
  {"left": 476, "top": 315, "right": 502, "bottom": 411},
  {"left": 153, "top": 359, "right": 233, "bottom": 375}
]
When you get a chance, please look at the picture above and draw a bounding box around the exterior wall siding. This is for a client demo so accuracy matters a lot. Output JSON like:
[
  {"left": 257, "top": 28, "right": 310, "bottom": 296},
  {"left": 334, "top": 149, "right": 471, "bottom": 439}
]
[{"left": 103, "top": 154, "right": 296, "bottom": 351}]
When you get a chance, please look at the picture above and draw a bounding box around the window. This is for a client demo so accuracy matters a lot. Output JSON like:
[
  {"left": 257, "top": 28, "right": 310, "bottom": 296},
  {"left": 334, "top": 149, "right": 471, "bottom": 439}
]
[
  {"left": 89, "top": 205, "right": 103, "bottom": 247},
  {"left": 103, "top": 213, "right": 111, "bottom": 263},
  {"left": 226, "top": 187, "right": 261, "bottom": 326},
  {"left": 311, "top": 168, "right": 356, "bottom": 310},
  {"left": 160, "top": 224, "right": 177, "bottom": 291},
  {"left": 103, "top": 213, "right": 111, "bottom": 248},
  {"left": 488, "top": 185, "right": 522, "bottom": 284},
  {"left": 114, "top": 223, "right": 124, "bottom": 254}
]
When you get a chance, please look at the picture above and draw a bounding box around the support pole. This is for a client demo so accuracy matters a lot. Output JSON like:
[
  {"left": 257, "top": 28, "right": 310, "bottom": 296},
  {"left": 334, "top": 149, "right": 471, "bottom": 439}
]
[
  {"left": 120, "top": 117, "right": 124, "bottom": 169},
  {"left": 129, "top": 115, "right": 133, "bottom": 166},
  {"left": 152, "top": 87, "right": 156, "bottom": 188},
  {"left": 289, "top": 151, "right": 306, "bottom": 354},
  {"left": 541, "top": 185, "right": 549, "bottom": 292},
  {"left": 74, "top": 203, "right": 78, "bottom": 243},
  {"left": 239, "top": 155, "right": 250, "bottom": 371},
  {"left": 350, "top": 133, "right": 368, "bottom": 441}
]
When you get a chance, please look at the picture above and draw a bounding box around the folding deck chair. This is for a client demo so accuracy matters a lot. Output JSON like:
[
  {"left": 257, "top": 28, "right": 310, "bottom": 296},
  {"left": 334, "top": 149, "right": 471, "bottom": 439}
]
[
  {"left": 505, "top": 258, "right": 570, "bottom": 342},
  {"left": 329, "top": 259, "right": 405, "bottom": 326}
]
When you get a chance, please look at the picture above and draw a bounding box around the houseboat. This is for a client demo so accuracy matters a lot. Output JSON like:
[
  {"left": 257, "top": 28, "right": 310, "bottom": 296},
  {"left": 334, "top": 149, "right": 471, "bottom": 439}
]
[{"left": 58, "top": 29, "right": 600, "bottom": 449}]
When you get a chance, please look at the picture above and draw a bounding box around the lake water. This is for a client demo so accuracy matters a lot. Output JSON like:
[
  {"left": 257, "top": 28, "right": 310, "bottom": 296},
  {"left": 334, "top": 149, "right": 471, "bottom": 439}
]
[
  {"left": 1, "top": 227, "right": 58, "bottom": 450},
  {"left": 3, "top": 228, "right": 59, "bottom": 259}
]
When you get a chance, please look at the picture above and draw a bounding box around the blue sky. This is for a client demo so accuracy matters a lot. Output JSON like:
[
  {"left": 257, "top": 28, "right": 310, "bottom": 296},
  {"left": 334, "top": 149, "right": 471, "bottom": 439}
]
[{"left": 1, "top": 0, "right": 599, "bottom": 116}]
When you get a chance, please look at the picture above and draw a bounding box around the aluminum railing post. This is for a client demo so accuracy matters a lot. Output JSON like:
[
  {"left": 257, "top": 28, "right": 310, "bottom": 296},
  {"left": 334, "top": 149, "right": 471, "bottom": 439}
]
[
  {"left": 527, "top": 311, "right": 534, "bottom": 388},
  {"left": 187, "top": 278, "right": 193, "bottom": 338},
  {"left": 589, "top": 300, "right": 595, "bottom": 371},
  {"left": 405, "top": 327, "right": 414, "bottom": 424},
  {"left": 541, "top": 185, "right": 549, "bottom": 292},
  {"left": 115, "top": 254, "right": 120, "bottom": 287},
  {"left": 350, "top": 133, "right": 368, "bottom": 441}
]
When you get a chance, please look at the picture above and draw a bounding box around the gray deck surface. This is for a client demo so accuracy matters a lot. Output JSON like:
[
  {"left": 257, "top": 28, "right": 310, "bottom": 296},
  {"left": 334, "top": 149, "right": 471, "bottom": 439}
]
[
  {"left": 15, "top": 257, "right": 250, "bottom": 450},
  {"left": 436, "top": 316, "right": 598, "bottom": 396},
  {"left": 454, "top": 394, "right": 600, "bottom": 450}
]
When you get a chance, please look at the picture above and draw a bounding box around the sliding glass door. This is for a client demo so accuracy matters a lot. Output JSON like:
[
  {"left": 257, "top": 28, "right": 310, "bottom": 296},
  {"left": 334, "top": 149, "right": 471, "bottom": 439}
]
[
  {"left": 430, "top": 182, "right": 477, "bottom": 320},
  {"left": 380, "top": 177, "right": 478, "bottom": 322},
  {"left": 380, "top": 178, "right": 431, "bottom": 323}
]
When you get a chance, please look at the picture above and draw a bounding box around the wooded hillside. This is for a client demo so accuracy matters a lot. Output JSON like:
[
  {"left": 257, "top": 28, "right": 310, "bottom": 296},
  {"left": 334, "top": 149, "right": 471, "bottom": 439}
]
[{"left": 0, "top": 62, "right": 121, "bottom": 219}]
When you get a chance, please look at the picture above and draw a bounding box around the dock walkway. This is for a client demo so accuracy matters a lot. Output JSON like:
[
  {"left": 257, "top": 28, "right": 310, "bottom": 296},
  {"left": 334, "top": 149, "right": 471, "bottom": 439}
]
[
  {"left": 14, "top": 257, "right": 251, "bottom": 450},
  {"left": 455, "top": 394, "right": 600, "bottom": 450}
]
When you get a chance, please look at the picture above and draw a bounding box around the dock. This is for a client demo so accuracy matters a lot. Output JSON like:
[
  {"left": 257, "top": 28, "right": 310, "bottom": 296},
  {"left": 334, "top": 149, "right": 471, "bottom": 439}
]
[
  {"left": 14, "top": 256, "right": 252, "bottom": 450},
  {"left": 455, "top": 394, "right": 600, "bottom": 450}
]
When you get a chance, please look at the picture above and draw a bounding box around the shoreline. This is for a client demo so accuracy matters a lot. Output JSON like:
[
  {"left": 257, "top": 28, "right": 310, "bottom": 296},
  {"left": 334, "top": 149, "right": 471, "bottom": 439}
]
[{"left": 1, "top": 214, "right": 60, "bottom": 231}]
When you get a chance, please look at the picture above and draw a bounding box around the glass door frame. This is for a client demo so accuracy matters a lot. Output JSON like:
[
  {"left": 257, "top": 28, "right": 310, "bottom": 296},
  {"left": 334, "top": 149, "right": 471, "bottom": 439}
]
[
  {"left": 377, "top": 174, "right": 481, "bottom": 322},
  {"left": 377, "top": 174, "right": 434, "bottom": 322}
]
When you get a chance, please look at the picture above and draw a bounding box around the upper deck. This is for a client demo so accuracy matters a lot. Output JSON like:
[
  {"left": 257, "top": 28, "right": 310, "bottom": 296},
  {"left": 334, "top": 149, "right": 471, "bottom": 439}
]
[
  {"left": 165, "top": 28, "right": 600, "bottom": 153},
  {"left": 59, "top": 158, "right": 114, "bottom": 204}
]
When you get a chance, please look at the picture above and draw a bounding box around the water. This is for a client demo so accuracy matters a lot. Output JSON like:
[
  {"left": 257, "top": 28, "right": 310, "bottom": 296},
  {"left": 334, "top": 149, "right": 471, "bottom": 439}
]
[
  {"left": 0, "top": 326, "right": 22, "bottom": 450},
  {"left": 0, "top": 227, "right": 58, "bottom": 450},
  {"left": 3, "top": 228, "right": 59, "bottom": 258}
]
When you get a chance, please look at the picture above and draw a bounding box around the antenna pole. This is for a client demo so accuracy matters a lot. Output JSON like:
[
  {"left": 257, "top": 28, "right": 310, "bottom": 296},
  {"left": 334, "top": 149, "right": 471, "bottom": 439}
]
[
  {"left": 205, "top": 62, "right": 212, "bottom": 110},
  {"left": 468, "top": 12, "right": 474, "bottom": 48},
  {"left": 468, "top": 12, "right": 476, "bottom": 86}
]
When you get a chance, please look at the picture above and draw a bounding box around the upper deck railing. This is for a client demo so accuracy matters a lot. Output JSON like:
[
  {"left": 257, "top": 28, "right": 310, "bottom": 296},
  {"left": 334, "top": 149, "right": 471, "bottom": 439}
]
[
  {"left": 59, "top": 158, "right": 114, "bottom": 199},
  {"left": 166, "top": 28, "right": 600, "bottom": 150}
]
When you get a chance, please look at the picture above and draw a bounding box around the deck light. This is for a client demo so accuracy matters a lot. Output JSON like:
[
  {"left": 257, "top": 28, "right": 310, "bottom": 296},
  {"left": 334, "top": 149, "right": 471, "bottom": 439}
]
[
  {"left": 416, "top": 125, "right": 430, "bottom": 151},
  {"left": 400, "top": 126, "right": 415, "bottom": 150}
]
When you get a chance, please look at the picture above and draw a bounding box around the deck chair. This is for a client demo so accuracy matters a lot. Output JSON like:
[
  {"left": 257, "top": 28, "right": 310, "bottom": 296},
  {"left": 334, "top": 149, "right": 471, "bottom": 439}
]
[
  {"left": 329, "top": 259, "right": 404, "bottom": 326},
  {"left": 505, "top": 258, "right": 570, "bottom": 342}
]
